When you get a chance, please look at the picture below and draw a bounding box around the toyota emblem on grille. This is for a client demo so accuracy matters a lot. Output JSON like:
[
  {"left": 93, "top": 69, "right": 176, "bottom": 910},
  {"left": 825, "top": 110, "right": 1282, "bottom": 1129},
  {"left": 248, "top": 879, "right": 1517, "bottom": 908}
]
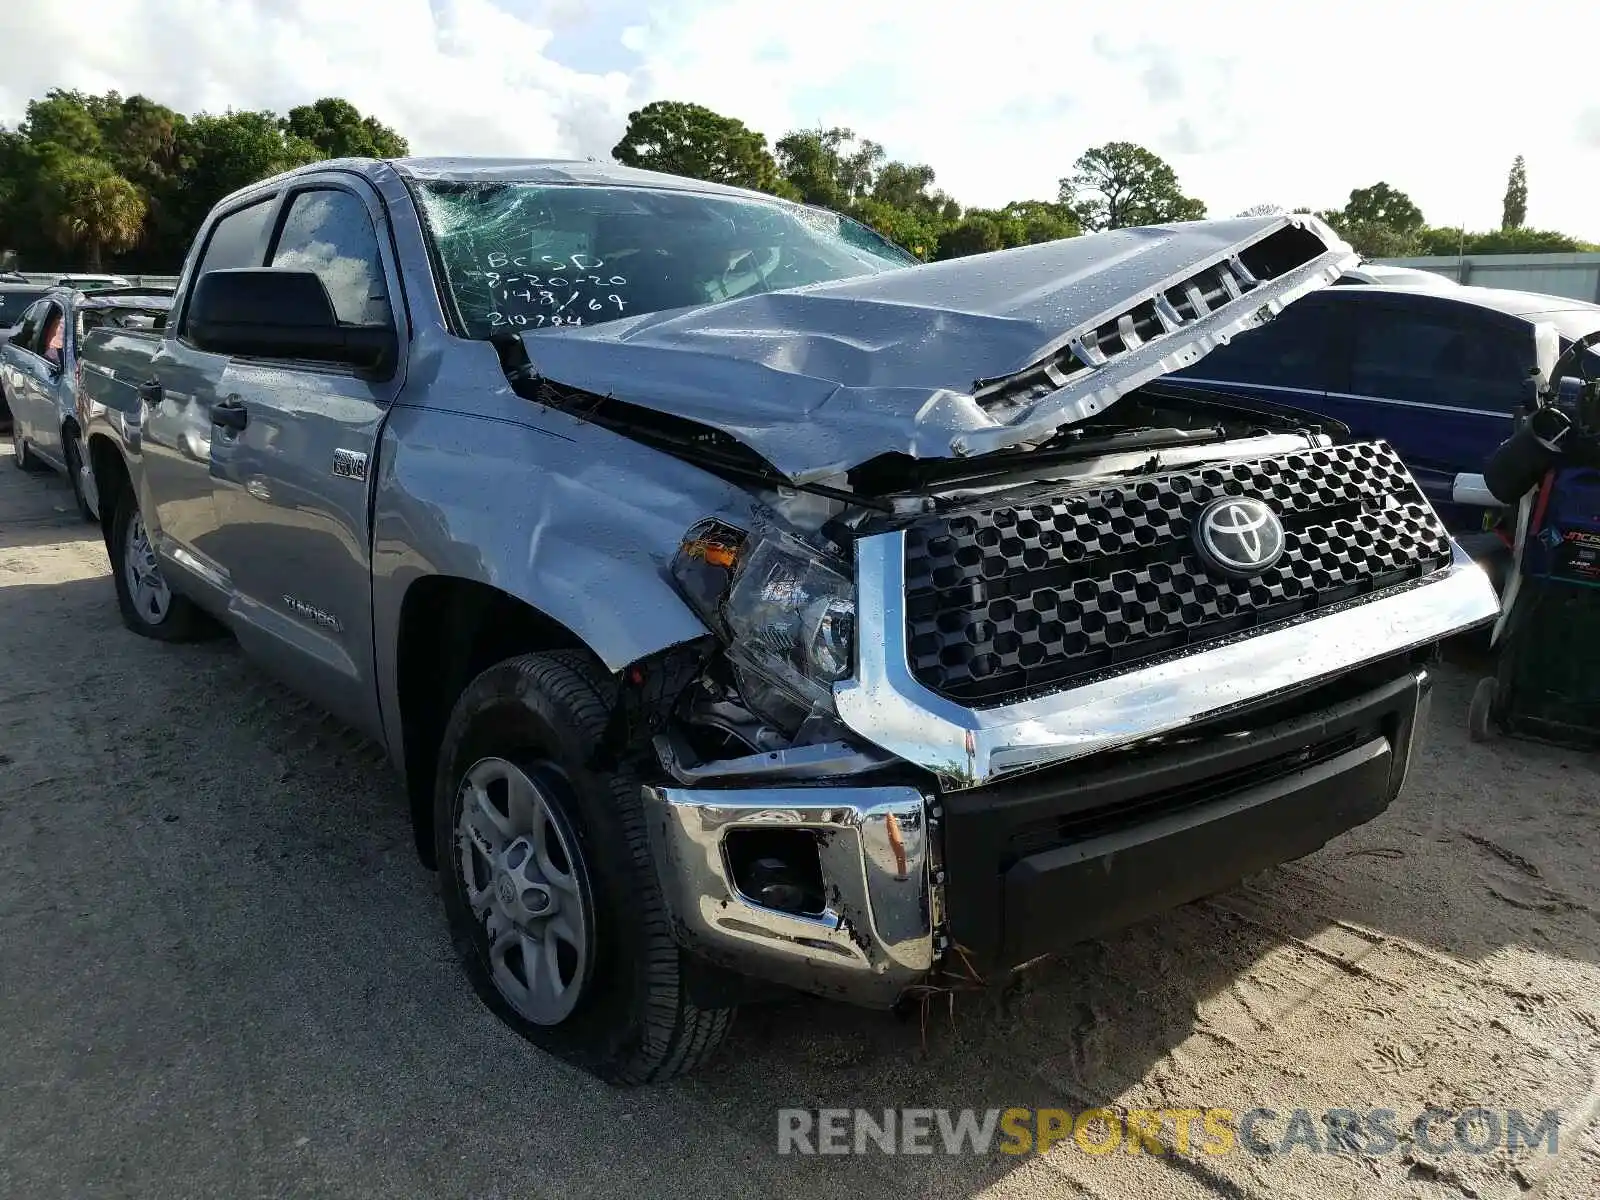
[{"left": 1193, "top": 496, "right": 1285, "bottom": 577}]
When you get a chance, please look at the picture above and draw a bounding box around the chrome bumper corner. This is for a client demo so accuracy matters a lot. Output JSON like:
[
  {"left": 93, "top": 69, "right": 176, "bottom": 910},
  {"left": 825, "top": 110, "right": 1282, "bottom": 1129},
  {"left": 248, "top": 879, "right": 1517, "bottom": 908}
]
[
  {"left": 835, "top": 535, "right": 1500, "bottom": 788},
  {"left": 641, "top": 784, "right": 937, "bottom": 1006}
]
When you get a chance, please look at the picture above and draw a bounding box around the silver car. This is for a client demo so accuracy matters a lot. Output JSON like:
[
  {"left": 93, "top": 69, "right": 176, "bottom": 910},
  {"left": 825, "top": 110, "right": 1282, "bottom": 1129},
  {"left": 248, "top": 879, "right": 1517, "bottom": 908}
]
[{"left": 1, "top": 287, "right": 171, "bottom": 519}]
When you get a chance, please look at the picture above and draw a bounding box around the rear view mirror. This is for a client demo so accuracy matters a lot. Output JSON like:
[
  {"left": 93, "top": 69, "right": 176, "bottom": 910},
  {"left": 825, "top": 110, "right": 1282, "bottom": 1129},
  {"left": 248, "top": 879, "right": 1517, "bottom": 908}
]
[{"left": 187, "top": 268, "right": 395, "bottom": 375}]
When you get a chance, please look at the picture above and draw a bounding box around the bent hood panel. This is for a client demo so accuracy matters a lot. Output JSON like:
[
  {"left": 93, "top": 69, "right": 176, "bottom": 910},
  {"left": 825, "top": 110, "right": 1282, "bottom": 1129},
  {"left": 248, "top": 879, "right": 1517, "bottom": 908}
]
[{"left": 518, "top": 214, "right": 1355, "bottom": 483}]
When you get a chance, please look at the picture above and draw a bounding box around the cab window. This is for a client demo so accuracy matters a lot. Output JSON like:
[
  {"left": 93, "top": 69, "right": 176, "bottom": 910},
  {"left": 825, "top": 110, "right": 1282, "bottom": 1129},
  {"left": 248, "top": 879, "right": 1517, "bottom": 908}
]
[{"left": 268, "top": 188, "right": 391, "bottom": 326}]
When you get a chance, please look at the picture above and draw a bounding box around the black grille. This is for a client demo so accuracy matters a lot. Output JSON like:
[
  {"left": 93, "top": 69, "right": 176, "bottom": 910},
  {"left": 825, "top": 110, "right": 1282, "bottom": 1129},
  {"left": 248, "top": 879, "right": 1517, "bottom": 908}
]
[{"left": 903, "top": 440, "right": 1453, "bottom": 706}]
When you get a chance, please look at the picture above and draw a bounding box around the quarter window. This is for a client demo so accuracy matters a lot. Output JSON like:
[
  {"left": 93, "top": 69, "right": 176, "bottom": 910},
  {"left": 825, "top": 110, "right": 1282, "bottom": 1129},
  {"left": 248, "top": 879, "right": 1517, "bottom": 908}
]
[
  {"left": 194, "top": 197, "right": 276, "bottom": 277},
  {"left": 269, "top": 189, "right": 390, "bottom": 326}
]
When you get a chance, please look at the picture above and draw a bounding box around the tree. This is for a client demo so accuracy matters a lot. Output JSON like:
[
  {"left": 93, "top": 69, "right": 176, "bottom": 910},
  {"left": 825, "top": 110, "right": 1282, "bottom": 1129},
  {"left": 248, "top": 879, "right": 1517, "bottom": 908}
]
[
  {"left": 1415, "top": 225, "right": 1596, "bottom": 256},
  {"left": 611, "top": 100, "right": 780, "bottom": 191},
  {"left": 20, "top": 90, "right": 104, "bottom": 157},
  {"left": 1235, "top": 203, "right": 1284, "bottom": 217},
  {"left": 937, "top": 214, "right": 1006, "bottom": 259},
  {"left": 774, "top": 127, "right": 883, "bottom": 210},
  {"left": 1501, "top": 155, "right": 1528, "bottom": 231},
  {"left": 38, "top": 154, "right": 146, "bottom": 269},
  {"left": 1320, "top": 217, "right": 1422, "bottom": 259},
  {"left": 1338, "top": 182, "right": 1424, "bottom": 232},
  {"left": 996, "top": 200, "right": 1079, "bottom": 244},
  {"left": 169, "top": 110, "right": 320, "bottom": 235},
  {"left": 1058, "top": 141, "right": 1206, "bottom": 230},
  {"left": 933, "top": 201, "right": 1078, "bottom": 261},
  {"left": 283, "top": 98, "right": 409, "bottom": 160}
]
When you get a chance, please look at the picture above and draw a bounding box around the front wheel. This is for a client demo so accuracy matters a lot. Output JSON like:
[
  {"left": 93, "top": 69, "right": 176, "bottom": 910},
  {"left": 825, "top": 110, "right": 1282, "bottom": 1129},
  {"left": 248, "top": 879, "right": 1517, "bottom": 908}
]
[
  {"left": 108, "top": 489, "right": 211, "bottom": 642},
  {"left": 434, "top": 651, "right": 733, "bottom": 1083}
]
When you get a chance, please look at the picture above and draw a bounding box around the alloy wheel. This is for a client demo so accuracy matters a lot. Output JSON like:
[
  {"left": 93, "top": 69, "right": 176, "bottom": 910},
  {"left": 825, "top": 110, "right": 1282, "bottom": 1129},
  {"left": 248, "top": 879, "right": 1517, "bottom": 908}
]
[
  {"left": 123, "top": 510, "right": 172, "bottom": 624},
  {"left": 455, "top": 756, "right": 594, "bottom": 1025}
]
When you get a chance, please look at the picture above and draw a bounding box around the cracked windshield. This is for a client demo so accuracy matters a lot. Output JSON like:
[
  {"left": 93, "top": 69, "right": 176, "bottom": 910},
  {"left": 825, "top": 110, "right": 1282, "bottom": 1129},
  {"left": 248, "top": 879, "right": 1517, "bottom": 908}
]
[{"left": 415, "top": 181, "right": 917, "bottom": 338}]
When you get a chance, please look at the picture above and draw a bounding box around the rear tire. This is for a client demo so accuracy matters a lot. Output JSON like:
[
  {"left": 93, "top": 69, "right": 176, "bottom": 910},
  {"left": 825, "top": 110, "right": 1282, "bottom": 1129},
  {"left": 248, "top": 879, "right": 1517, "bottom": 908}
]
[
  {"left": 11, "top": 430, "right": 46, "bottom": 472},
  {"left": 108, "top": 488, "right": 211, "bottom": 642},
  {"left": 434, "top": 650, "right": 734, "bottom": 1084}
]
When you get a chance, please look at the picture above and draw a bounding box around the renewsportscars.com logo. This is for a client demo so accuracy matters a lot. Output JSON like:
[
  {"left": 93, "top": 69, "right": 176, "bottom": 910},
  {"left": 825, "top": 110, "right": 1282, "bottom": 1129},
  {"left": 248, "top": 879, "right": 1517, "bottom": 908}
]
[{"left": 777, "top": 1106, "right": 1562, "bottom": 1157}]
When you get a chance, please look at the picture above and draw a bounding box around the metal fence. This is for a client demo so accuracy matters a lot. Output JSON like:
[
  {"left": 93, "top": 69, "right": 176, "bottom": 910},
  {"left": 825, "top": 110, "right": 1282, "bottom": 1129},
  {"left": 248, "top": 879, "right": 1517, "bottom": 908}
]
[
  {"left": 1374, "top": 253, "right": 1600, "bottom": 304},
  {"left": 9, "top": 272, "right": 182, "bottom": 289}
]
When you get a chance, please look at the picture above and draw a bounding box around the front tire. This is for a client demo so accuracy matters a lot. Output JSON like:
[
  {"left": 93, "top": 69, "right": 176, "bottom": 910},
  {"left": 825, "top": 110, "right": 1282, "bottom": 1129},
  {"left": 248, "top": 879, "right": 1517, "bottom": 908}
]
[
  {"left": 1468, "top": 676, "right": 1498, "bottom": 743},
  {"left": 64, "top": 431, "right": 95, "bottom": 522},
  {"left": 434, "top": 651, "right": 733, "bottom": 1083},
  {"left": 108, "top": 489, "right": 211, "bottom": 641}
]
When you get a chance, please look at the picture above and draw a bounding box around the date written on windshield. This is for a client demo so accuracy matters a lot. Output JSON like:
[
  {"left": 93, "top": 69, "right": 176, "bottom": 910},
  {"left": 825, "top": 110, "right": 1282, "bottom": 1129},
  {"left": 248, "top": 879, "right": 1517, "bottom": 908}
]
[{"left": 476, "top": 251, "right": 630, "bottom": 329}]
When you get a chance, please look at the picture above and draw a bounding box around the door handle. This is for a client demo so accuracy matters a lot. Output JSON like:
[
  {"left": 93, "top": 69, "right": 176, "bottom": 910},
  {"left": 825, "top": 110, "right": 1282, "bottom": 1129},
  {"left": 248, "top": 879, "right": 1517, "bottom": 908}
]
[
  {"left": 137, "top": 378, "right": 164, "bottom": 406},
  {"left": 211, "top": 399, "right": 248, "bottom": 431}
]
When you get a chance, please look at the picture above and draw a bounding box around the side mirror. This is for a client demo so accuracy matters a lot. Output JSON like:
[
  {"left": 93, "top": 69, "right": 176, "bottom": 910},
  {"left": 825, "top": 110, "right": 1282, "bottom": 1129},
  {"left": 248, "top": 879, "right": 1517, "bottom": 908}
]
[{"left": 187, "top": 268, "right": 396, "bottom": 375}]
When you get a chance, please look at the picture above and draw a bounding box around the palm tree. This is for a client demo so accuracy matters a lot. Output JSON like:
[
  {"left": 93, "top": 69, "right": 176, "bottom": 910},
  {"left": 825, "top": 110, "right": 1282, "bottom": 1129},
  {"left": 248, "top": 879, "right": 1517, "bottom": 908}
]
[{"left": 40, "top": 154, "right": 146, "bottom": 270}]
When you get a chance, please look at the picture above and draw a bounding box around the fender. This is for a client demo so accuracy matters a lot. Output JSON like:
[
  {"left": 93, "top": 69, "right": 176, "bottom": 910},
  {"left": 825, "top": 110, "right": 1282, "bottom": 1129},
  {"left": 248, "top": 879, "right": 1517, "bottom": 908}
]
[{"left": 369, "top": 398, "right": 768, "bottom": 758}]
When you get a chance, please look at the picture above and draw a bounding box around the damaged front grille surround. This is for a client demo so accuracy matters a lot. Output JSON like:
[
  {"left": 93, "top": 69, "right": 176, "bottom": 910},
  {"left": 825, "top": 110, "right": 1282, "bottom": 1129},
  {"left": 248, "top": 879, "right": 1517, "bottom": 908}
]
[
  {"left": 901, "top": 440, "right": 1453, "bottom": 708},
  {"left": 832, "top": 446, "right": 1499, "bottom": 789},
  {"left": 951, "top": 218, "right": 1355, "bottom": 459}
]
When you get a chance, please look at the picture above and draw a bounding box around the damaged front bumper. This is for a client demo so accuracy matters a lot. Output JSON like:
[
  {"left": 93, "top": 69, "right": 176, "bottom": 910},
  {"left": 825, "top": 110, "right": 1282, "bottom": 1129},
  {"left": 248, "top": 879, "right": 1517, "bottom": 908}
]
[
  {"left": 642, "top": 659, "right": 1441, "bottom": 1008},
  {"left": 642, "top": 784, "right": 940, "bottom": 1006}
]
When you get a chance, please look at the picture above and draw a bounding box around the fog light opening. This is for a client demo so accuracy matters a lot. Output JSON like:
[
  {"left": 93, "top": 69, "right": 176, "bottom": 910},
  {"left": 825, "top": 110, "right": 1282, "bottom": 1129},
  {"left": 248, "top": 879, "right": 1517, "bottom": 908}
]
[{"left": 726, "top": 828, "right": 826, "bottom": 917}]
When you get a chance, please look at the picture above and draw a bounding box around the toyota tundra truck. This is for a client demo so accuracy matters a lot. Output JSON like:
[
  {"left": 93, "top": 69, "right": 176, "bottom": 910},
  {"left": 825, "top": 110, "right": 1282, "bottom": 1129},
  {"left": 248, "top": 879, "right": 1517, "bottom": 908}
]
[{"left": 80, "top": 157, "right": 1499, "bottom": 1084}]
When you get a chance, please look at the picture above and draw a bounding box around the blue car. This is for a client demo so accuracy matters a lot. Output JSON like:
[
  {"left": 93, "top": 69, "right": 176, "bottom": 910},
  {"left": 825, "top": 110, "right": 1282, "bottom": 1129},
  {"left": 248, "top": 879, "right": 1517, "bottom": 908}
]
[{"left": 1171, "top": 284, "right": 1600, "bottom": 531}]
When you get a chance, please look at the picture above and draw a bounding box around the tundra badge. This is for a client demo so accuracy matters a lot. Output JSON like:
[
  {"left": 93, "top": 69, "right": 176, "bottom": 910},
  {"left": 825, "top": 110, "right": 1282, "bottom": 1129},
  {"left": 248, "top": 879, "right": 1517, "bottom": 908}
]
[
  {"left": 332, "top": 449, "right": 369, "bottom": 481},
  {"left": 283, "top": 595, "right": 343, "bottom": 632}
]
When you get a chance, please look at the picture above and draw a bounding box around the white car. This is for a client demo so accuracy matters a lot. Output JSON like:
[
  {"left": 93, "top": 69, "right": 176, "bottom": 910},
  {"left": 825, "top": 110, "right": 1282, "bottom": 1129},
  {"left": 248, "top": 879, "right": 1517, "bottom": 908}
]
[{"left": 1333, "top": 262, "right": 1458, "bottom": 289}]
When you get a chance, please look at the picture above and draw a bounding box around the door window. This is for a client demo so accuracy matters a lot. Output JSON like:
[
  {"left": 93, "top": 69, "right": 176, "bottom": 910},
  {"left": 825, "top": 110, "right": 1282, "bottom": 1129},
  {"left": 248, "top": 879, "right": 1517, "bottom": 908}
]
[
  {"left": 11, "top": 300, "right": 50, "bottom": 354},
  {"left": 182, "top": 197, "right": 277, "bottom": 339},
  {"left": 1181, "top": 294, "right": 1335, "bottom": 388},
  {"left": 269, "top": 189, "right": 391, "bottom": 326},
  {"left": 1349, "top": 303, "right": 1528, "bottom": 412},
  {"left": 38, "top": 303, "right": 65, "bottom": 367}
]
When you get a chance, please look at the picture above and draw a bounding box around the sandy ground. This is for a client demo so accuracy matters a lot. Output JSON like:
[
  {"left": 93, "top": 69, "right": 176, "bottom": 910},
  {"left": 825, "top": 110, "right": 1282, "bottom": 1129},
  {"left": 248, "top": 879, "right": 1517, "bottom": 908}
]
[{"left": 3, "top": 439, "right": 1600, "bottom": 1200}]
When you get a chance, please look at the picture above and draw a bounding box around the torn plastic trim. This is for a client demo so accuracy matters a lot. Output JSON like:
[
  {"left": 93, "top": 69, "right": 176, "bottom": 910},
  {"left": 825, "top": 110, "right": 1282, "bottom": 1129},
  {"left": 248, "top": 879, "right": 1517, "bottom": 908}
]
[
  {"left": 642, "top": 782, "right": 935, "bottom": 1005},
  {"left": 653, "top": 730, "right": 898, "bottom": 784},
  {"left": 951, "top": 218, "right": 1358, "bottom": 459}
]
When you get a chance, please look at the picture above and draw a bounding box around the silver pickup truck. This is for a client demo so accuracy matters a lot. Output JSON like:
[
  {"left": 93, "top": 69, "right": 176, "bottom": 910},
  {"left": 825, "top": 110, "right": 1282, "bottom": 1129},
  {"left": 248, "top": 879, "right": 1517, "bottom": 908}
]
[{"left": 81, "top": 157, "right": 1499, "bottom": 1084}]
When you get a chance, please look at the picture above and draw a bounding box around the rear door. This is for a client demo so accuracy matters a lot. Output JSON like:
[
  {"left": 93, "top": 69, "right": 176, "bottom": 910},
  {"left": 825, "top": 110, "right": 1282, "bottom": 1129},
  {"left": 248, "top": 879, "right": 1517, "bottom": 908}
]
[
  {"left": 6, "top": 299, "right": 68, "bottom": 462},
  {"left": 201, "top": 175, "right": 405, "bottom": 737},
  {"left": 140, "top": 192, "right": 281, "bottom": 596},
  {"left": 1331, "top": 292, "right": 1529, "bottom": 523},
  {"left": 1, "top": 300, "right": 48, "bottom": 433}
]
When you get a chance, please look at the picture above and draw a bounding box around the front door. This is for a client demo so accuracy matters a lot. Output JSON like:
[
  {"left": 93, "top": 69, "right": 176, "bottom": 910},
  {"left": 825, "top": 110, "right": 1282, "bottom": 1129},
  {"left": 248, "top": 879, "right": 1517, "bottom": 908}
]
[
  {"left": 139, "top": 193, "right": 281, "bottom": 593},
  {"left": 203, "top": 179, "right": 405, "bottom": 738}
]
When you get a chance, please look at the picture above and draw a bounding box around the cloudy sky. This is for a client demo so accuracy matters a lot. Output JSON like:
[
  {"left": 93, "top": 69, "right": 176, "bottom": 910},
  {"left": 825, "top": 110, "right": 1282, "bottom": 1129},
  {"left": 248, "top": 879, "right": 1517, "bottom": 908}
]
[{"left": 3, "top": 0, "right": 1598, "bottom": 240}]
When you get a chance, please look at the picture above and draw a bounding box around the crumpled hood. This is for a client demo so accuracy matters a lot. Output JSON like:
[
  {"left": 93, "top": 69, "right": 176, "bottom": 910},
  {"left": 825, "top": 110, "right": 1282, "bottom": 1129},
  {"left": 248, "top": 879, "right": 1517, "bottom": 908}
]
[{"left": 519, "top": 214, "right": 1355, "bottom": 483}]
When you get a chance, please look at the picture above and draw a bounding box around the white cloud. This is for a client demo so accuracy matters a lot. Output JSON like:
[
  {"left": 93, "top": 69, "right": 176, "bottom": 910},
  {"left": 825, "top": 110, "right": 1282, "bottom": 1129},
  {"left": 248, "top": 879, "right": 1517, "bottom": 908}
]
[
  {"left": 3, "top": 0, "right": 1599, "bottom": 241},
  {"left": 0, "top": 0, "right": 633, "bottom": 162}
]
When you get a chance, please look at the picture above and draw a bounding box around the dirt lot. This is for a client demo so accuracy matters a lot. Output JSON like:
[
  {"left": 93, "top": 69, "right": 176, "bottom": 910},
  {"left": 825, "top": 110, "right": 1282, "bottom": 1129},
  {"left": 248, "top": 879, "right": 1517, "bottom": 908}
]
[{"left": 3, "top": 441, "right": 1600, "bottom": 1200}]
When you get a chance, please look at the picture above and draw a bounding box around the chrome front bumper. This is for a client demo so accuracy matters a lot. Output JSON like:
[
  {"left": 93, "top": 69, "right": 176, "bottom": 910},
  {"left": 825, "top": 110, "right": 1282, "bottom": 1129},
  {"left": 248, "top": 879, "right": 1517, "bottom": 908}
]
[
  {"left": 642, "top": 785, "right": 938, "bottom": 1006},
  {"left": 835, "top": 535, "right": 1500, "bottom": 788}
]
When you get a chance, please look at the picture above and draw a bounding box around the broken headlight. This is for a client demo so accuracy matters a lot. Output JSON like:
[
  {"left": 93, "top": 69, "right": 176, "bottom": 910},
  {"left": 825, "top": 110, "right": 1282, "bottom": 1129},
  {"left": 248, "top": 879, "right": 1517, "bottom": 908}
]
[{"left": 672, "top": 522, "right": 856, "bottom": 730}]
